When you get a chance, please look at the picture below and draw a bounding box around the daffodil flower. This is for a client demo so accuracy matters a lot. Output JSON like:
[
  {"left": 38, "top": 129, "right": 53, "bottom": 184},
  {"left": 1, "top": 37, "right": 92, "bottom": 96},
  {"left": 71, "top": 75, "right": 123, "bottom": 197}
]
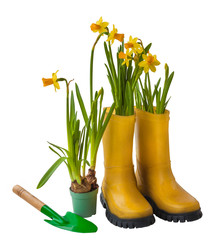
[
  {"left": 42, "top": 70, "right": 60, "bottom": 91},
  {"left": 119, "top": 49, "right": 132, "bottom": 67},
  {"left": 138, "top": 53, "right": 160, "bottom": 73},
  {"left": 125, "top": 36, "right": 143, "bottom": 54},
  {"left": 90, "top": 17, "right": 109, "bottom": 34},
  {"left": 107, "top": 25, "right": 124, "bottom": 45}
]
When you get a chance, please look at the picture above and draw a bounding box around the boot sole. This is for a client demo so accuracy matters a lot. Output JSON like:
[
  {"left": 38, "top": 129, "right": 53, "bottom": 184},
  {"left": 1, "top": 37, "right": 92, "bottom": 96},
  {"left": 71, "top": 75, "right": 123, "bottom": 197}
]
[
  {"left": 145, "top": 196, "right": 202, "bottom": 222},
  {"left": 100, "top": 191, "right": 155, "bottom": 228}
]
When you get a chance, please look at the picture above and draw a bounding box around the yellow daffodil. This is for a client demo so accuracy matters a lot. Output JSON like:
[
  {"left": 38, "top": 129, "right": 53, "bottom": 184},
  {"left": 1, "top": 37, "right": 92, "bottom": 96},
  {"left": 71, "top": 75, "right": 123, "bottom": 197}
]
[
  {"left": 138, "top": 53, "right": 160, "bottom": 73},
  {"left": 119, "top": 49, "right": 132, "bottom": 67},
  {"left": 90, "top": 17, "right": 109, "bottom": 34},
  {"left": 107, "top": 25, "right": 124, "bottom": 45},
  {"left": 125, "top": 36, "right": 143, "bottom": 54},
  {"left": 42, "top": 70, "right": 60, "bottom": 91}
]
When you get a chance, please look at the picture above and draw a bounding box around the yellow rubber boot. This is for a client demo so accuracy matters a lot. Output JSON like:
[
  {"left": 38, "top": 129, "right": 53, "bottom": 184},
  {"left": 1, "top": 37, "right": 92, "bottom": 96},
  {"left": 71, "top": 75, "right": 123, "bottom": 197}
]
[
  {"left": 101, "top": 112, "right": 155, "bottom": 228},
  {"left": 135, "top": 108, "right": 202, "bottom": 222}
]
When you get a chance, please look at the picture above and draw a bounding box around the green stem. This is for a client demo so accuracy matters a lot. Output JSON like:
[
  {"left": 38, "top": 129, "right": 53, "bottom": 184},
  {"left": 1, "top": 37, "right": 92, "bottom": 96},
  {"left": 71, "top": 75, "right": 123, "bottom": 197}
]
[
  {"left": 90, "top": 151, "right": 97, "bottom": 170},
  {"left": 90, "top": 49, "right": 94, "bottom": 108},
  {"left": 66, "top": 83, "right": 72, "bottom": 152},
  {"left": 90, "top": 31, "right": 108, "bottom": 109},
  {"left": 66, "top": 82, "right": 77, "bottom": 182}
]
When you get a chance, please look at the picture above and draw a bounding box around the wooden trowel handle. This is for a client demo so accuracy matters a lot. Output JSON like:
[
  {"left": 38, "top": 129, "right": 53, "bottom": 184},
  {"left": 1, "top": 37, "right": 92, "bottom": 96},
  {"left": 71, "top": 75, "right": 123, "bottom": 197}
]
[{"left": 13, "top": 185, "right": 45, "bottom": 211}]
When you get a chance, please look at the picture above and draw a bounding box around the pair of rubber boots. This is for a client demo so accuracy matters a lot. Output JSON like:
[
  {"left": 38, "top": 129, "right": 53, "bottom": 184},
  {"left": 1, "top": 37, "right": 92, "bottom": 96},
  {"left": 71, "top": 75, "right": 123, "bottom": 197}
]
[{"left": 101, "top": 108, "right": 202, "bottom": 228}]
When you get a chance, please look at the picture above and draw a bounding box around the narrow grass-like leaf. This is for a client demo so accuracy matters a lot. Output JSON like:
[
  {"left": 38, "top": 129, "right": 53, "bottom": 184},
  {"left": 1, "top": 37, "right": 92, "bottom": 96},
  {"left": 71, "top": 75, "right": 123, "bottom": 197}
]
[
  {"left": 98, "top": 107, "right": 107, "bottom": 132},
  {"left": 156, "top": 87, "right": 161, "bottom": 114},
  {"left": 98, "top": 88, "right": 104, "bottom": 123},
  {"left": 132, "top": 68, "right": 143, "bottom": 91},
  {"left": 126, "top": 81, "right": 134, "bottom": 115},
  {"left": 164, "top": 96, "right": 171, "bottom": 109},
  {"left": 159, "top": 72, "right": 174, "bottom": 113},
  {"left": 48, "top": 142, "right": 71, "bottom": 158},
  {"left": 152, "top": 78, "right": 161, "bottom": 102},
  {"left": 37, "top": 157, "right": 67, "bottom": 189},
  {"left": 78, "top": 126, "right": 85, "bottom": 160},
  {"left": 75, "top": 83, "right": 89, "bottom": 125},
  {"left": 146, "top": 73, "right": 154, "bottom": 113},
  {"left": 47, "top": 142, "right": 66, "bottom": 156},
  {"left": 142, "top": 88, "right": 148, "bottom": 111},
  {"left": 49, "top": 146, "right": 62, "bottom": 158},
  {"left": 134, "top": 83, "right": 142, "bottom": 109},
  {"left": 105, "top": 66, "right": 116, "bottom": 103},
  {"left": 92, "top": 103, "right": 115, "bottom": 163},
  {"left": 108, "top": 42, "right": 117, "bottom": 86},
  {"left": 144, "top": 43, "right": 152, "bottom": 54}
]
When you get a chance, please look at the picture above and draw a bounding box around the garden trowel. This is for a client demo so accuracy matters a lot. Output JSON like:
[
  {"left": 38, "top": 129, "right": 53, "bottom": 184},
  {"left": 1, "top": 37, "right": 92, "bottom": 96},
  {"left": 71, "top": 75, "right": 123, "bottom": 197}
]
[{"left": 12, "top": 185, "right": 98, "bottom": 233}]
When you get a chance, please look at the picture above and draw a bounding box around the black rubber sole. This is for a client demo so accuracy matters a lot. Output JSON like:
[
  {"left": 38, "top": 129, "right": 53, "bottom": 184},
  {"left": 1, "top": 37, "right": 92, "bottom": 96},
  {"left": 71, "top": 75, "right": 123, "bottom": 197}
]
[
  {"left": 100, "top": 191, "right": 155, "bottom": 228},
  {"left": 145, "top": 196, "right": 203, "bottom": 223}
]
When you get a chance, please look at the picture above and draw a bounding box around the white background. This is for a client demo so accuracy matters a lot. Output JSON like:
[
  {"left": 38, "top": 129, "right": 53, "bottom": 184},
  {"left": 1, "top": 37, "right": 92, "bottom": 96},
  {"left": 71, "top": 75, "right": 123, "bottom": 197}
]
[{"left": 1, "top": 0, "right": 214, "bottom": 239}]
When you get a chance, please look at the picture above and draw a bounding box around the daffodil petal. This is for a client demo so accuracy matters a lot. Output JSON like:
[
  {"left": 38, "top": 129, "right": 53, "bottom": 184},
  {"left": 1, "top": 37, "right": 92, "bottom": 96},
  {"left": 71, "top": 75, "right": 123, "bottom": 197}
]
[
  {"left": 53, "top": 81, "right": 60, "bottom": 92},
  {"left": 96, "top": 17, "right": 103, "bottom": 25},
  {"left": 149, "top": 64, "right": 156, "bottom": 72},
  {"left": 139, "top": 61, "right": 147, "bottom": 68},
  {"left": 142, "top": 54, "right": 147, "bottom": 60},
  {"left": 144, "top": 65, "right": 149, "bottom": 73},
  {"left": 154, "top": 59, "right": 160, "bottom": 66}
]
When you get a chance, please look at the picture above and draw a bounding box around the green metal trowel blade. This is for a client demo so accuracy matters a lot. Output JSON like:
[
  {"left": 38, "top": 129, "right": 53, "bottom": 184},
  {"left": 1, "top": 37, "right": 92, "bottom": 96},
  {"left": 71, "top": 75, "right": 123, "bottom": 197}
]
[{"left": 41, "top": 205, "right": 97, "bottom": 233}]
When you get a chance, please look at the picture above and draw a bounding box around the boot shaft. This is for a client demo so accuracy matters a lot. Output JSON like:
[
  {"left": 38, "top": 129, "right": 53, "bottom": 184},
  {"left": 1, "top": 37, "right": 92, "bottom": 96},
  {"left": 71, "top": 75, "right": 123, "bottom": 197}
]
[
  {"left": 102, "top": 113, "right": 135, "bottom": 168},
  {"left": 135, "top": 108, "right": 170, "bottom": 168}
]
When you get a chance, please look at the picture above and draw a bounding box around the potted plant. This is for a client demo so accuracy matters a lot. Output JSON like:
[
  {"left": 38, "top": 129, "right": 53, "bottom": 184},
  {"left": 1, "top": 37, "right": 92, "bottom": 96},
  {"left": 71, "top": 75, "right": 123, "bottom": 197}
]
[{"left": 37, "top": 71, "right": 114, "bottom": 218}]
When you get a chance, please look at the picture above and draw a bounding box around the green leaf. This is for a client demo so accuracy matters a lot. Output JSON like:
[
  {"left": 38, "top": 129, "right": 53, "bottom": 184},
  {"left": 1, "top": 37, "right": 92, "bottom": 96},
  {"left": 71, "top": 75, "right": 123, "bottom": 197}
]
[
  {"left": 98, "top": 107, "right": 107, "bottom": 132},
  {"left": 70, "top": 90, "right": 75, "bottom": 124},
  {"left": 105, "top": 64, "right": 115, "bottom": 98},
  {"left": 75, "top": 83, "right": 89, "bottom": 125},
  {"left": 49, "top": 146, "right": 62, "bottom": 158},
  {"left": 48, "top": 142, "right": 71, "bottom": 158},
  {"left": 142, "top": 88, "right": 148, "bottom": 111},
  {"left": 159, "top": 71, "right": 174, "bottom": 113},
  {"left": 152, "top": 78, "right": 161, "bottom": 102},
  {"left": 144, "top": 43, "right": 152, "bottom": 54},
  {"left": 98, "top": 88, "right": 104, "bottom": 123},
  {"left": 37, "top": 157, "right": 67, "bottom": 189},
  {"left": 83, "top": 115, "right": 91, "bottom": 160},
  {"left": 134, "top": 82, "right": 142, "bottom": 109},
  {"left": 132, "top": 68, "right": 143, "bottom": 91},
  {"left": 100, "top": 103, "right": 115, "bottom": 135},
  {"left": 156, "top": 87, "right": 161, "bottom": 114},
  {"left": 78, "top": 126, "right": 86, "bottom": 160},
  {"left": 164, "top": 96, "right": 171, "bottom": 109},
  {"left": 73, "top": 119, "right": 80, "bottom": 141},
  {"left": 75, "top": 141, "right": 79, "bottom": 156},
  {"left": 92, "top": 103, "right": 115, "bottom": 165},
  {"left": 125, "top": 81, "right": 134, "bottom": 115},
  {"left": 81, "top": 159, "right": 90, "bottom": 167},
  {"left": 148, "top": 73, "right": 154, "bottom": 113},
  {"left": 165, "top": 64, "right": 169, "bottom": 84}
]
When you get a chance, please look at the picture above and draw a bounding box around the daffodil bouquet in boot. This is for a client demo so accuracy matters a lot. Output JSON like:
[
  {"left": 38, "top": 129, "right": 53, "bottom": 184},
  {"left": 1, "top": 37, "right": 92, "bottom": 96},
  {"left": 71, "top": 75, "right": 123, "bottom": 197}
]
[
  {"left": 89, "top": 18, "right": 156, "bottom": 228},
  {"left": 135, "top": 62, "right": 174, "bottom": 114},
  {"left": 90, "top": 18, "right": 174, "bottom": 115},
  {"left": 133, "top": 48, "right": 202, "bottom": 223},
  {"left": 91, "top": 18, "right": 150, "bottom": 116}
]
